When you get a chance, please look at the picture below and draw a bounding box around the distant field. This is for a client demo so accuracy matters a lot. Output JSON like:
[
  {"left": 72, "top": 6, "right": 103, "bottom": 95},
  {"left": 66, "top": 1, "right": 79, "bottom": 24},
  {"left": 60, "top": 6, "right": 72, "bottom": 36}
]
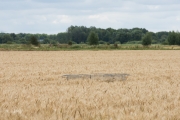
[{"left": 0, "top": 51, "right": 180, "bottom": 119}]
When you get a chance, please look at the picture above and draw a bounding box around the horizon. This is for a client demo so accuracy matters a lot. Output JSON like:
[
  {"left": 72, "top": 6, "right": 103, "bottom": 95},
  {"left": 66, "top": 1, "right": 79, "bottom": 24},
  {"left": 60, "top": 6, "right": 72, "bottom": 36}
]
[{"left": 0, "top": 26, "right": 173, "bottom": 35}]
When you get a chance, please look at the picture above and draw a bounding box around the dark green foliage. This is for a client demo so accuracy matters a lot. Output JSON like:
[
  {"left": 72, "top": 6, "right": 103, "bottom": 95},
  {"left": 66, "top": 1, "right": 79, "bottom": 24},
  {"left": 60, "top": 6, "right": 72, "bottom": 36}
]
[
  {"left": 42, "top": 38, "right": 50, "bottom": 44},
  {"left": 19, "top": 38, "right": 27, "bottom": 44},
  {"left": 142, "top": 32, "right": 152, "bottom": 46},
  {"left": 68, "top": 41, "right": 73, "bottom": 46},
  {"left": 168, "top": 31, "right": 176, "bottom": 45},
  {"left": 0, "top": 26, "right": 173, "bottom": 45},
  {"left": 99, "top": 40, "right": 106, "bottom": 44},
  {"left": 131, "top": 29, "right": 143, "bottom": 41},
  {"left": 71, "top": 41, "right": 77, "bottom": 44},
  {"left": 10, "top": 33, "right": 16, "bottom": 40},
  {"left": 107, "top": 42, "right": 110, "bottom": 45},
  {"left": 176, "top": 32, "right": 180, "bottom": 45},
  {"left": 2, "top": 34, "right": 13, "bottom": 43},
  {"left": 168, "top": 31, "right": 180, "bottom": 45},
  {"left": 57, "top": 32, "right": 68, "bottom": 43},
  {"left": 115, "top": 32, "right": 131, "bottom": 44},
  {"left": 126, "top": 41, "right": 142, "bottom": 44},
  {"left": 162, "top": 40, "right": 169, "bottom": 45},
  {"left": 87, "top": 31, "right": 99, "bottom": 45},
  {"left": 50, "top": 40, "right": 58, "bottom": 46},
  {"left": 67, "top": 26, "right": 149, "bottom": 44},
  {"left": 114, "top": 43, "right": 118, "bottom": 48},
  {"left": 67, "top": 26, "right": 88, "bottom": 44},
  {"left": 30, "top": 35, "right": 39, "bottom": 46},
  {"left": 156, "top": 31, "right": 169, "bottom": 43}
]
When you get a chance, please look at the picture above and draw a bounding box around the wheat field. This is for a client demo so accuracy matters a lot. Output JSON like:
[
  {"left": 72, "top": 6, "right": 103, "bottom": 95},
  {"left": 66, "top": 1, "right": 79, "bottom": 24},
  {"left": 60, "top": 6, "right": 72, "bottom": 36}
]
[{"left": 0, "top": 51, "right": 180, "bottom": 120}]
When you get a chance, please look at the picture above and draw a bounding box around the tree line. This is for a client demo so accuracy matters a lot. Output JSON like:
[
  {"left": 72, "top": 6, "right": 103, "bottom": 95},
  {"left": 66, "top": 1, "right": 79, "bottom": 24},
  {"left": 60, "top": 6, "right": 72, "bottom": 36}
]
[{"left": 0, "top": 25, "right": 179, "bottom": 45}]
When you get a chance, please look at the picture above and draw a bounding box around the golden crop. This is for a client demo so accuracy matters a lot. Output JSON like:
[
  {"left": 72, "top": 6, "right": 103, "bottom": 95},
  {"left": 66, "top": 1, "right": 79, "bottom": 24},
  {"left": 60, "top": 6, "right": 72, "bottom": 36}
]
[{"left": 0, "top": 51, "right": 180, "bottom": 120}]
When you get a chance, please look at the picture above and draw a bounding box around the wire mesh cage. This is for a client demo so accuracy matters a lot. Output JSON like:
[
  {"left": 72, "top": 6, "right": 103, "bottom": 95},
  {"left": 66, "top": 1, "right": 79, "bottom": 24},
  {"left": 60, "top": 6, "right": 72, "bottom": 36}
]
[{"left": 62, "top": 73, "right": 129, "bottom": 82}]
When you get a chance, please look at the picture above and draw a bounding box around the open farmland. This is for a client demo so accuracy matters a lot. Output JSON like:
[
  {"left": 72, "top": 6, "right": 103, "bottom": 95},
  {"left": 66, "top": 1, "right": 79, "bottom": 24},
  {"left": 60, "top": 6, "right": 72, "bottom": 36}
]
[{"left": 0, "top": 51, "right": 180, "bottom": 120}]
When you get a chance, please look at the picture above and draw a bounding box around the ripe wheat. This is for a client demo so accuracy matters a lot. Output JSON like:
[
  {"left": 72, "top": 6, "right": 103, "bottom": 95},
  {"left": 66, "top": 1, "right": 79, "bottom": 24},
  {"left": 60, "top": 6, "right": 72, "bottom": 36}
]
[{"left": 0, "top": 51, "right": 180, "bottom": 120}]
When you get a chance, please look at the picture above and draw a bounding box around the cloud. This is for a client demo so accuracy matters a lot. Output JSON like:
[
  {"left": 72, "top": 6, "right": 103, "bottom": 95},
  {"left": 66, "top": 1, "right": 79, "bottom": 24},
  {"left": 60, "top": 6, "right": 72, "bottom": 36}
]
[
  {"left": 0, "top": 0, "right": 180, "bottom": 33},
  {"left": 52, "top": 15, "right": 72, "bottom": 24}
]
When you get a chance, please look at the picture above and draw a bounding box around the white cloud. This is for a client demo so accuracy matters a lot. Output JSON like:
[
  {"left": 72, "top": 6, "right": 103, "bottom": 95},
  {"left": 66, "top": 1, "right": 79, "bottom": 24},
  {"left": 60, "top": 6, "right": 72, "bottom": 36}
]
[
  {"left": 176, "top": 17, "right": 180, "bottom": 21},
  {"left": 88, "top": 14, "right": 117, "bottom": 23},
  {"left": 147, "top": 5, "right": 160, "bottom": 10},
  {"left": 0, "top": 0, "right": 180, "bottom": 33},
  {"left": 52, "top": 15, "right": 72, "bottom": 24}
]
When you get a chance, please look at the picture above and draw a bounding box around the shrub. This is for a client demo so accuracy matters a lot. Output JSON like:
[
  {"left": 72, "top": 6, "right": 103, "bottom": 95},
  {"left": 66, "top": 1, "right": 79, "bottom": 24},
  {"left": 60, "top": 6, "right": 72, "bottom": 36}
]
[
  {"left": 168, "top": 31, "right": 176, "bottom": 45},
  {"left": 107, "top": 42, "right": 110, "bottom": 45},
  {"left": 30, "top": 35, "right": 39, "bottom": 46},
  {"left": 175, "top": 32, "right": 180, "bottom": 45},
  {"left": 68, "top": 41, "right": 73, "bottom": 46},
  {"left": 114, "top": 43, "right": 118, "bottom": 48},
  {"left": 162, "top": 40, "right": 169, "bottom": 45},
  {"left": 142, "top": 32, "right": 152, "bottom": 46},
  {"left": 71, "top": 45, "right": 81, "bottom": 49},
  {"left": 99, "top": 40, "right": 106, "bottom": 44},
  {"left": 87, "top": 31, "right": 99, "bottom": 45},
  {"left": 50, "top": 40, "right": 58, "bottom": 46},
  {"left": 168, "top": 31, "right": 180, "bottom": 45}
]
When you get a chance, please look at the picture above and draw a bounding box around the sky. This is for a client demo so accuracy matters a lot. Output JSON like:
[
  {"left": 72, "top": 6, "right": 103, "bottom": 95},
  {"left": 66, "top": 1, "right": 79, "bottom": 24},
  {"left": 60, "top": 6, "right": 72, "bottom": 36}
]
[{"left": 0, "top": 0, "right": 180, "bottom": 34}]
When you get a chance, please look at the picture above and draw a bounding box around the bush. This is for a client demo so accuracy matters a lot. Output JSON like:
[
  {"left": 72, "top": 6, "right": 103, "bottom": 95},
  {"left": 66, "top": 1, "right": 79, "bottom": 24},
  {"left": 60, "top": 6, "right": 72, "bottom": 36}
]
[
  {"left": 50, "top": 40, "right": 58, "bottom": 46},
  {"left": 126, "top": 41, "right": 142, "bottom": 44},
  {"left": 168, "top": 31, "right": 176, "bottom": 45},
  {"left": 30, "top": 35, "right": 39, "bottom": 46},
  {"left": 167, "top": 31, "right": 180, "bottom": 45},
  {"left": 71, "top": 45, "right": 81, "bottom": 49},
  {"left": 114, "top": 43, "right": 118, "bottom": 48},
  {"left": 80, "top": 42, "right": 85, "bottom": 44},
  {"left": 175, "top": 32, "right": 180, "bottom": 45},
  {"left": 115, "top": 41, "right": 121, "bottom": 44},
  {"left": 142, "top": 32, "right": 152, "bottom": 46},
  {"left": 162, "top": 40, "right": 169, "bottom": 45},
  {"left": 152, "top": 40, "right": 158, "bottom": 44},
  {"left": 68, "top": 41, "right": 73, "bottom": 46},
  {"left": 99, "top": 40, "right": 106, "bottom": 44},
  {"left": 87, "top": 31, "right": 99, "bottom": 45},
  {"left": 7, "top": 41, "right": 13, "bottom": 44}
]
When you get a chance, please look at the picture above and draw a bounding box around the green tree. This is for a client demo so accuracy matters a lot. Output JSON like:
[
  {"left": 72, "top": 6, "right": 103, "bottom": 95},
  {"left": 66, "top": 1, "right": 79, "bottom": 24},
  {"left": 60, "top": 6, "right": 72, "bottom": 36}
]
[
  {"left": 115, "top": 32, "right": 131, "bottom": 44},
  {"left": 87, "top": 31, "right": 99, "bottom": 45},
  {"left": 10, "top": 33, "right": 16, "bottom": 40},
  {"left": 176, "top": 32, "right": 180, "bottom": 45},
  {"left": 0, "top": 33, "right": 5, "bottom": 44},
  {"left": 131, "top": 29, "right": 142, "bottom": 41},
  {"left": 168, "top": 31, "right": 176, "bottom": 45},
  {"left": 142, "top": 32, "right": 152, "bottom": 46},
  {"left": 30, "top": 35, "right": 39, "bottom": 46},
  {"left": 42, "top": 38, "right": 50, "bottom": 44},
  {"left": 50, "top": 40, "right": 57, "bottom": 46},
  {"left": 19, "top": 38, "right": 27, "bottom": 44},
  {"left": 57, "top": 32, "right": 68, "bottom": 43},
  {"left": 3, "top": 34, "right": 13, "bottom": 44},
  {"left": 68, "top": 41, "right": 73, "bottom": 46}
]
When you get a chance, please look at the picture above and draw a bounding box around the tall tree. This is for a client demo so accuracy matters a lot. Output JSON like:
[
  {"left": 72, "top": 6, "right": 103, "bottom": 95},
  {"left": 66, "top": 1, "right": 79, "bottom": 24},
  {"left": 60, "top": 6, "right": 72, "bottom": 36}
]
[
  {"left": 175, "top": 32, "right": 180, "bottom": 45},
  {"left": 142, "top": 32, "right": 152, "bottom": 46},
  {"left": 30, "top": 35, "right": 39, "bottom": 46},
  {"left": 168, "top": 31, "right": 176, "bottom": 45},
  {"left": 57, "top": 32, "right": 68, "bottom": 43},
  {"left": 87, "top": 31, "right": 99, "bottom": 45},
  {"left": 3, "top": 34, "right": 13, "bottom": 43},
  {"left": 131, "top": 30, "right": 142, "bottom": 41}
]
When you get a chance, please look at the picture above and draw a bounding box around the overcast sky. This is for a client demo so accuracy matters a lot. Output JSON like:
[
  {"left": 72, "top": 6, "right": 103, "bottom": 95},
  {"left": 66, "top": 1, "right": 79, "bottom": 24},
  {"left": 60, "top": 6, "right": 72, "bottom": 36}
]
[{"left": 0, "top": 0, "right": 180, "bottom": 34}]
